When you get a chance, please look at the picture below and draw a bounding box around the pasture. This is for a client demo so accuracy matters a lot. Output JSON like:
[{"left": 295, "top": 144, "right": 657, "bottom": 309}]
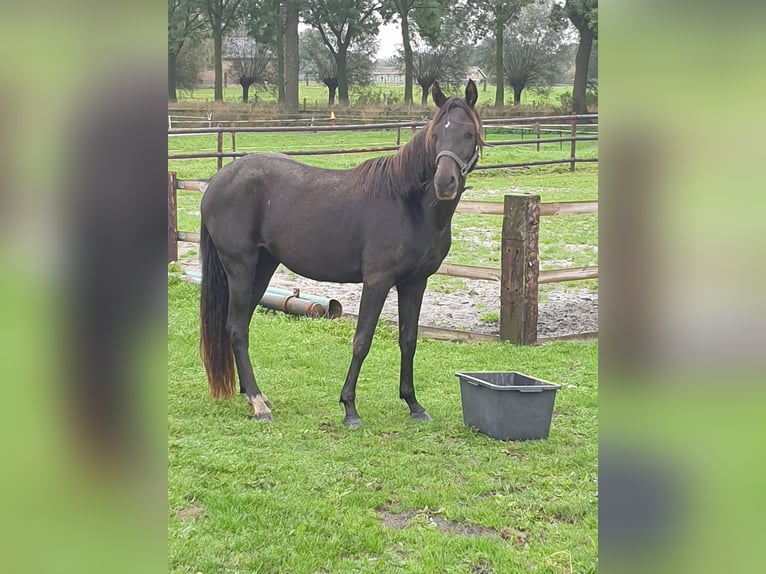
[
  {"left": 168, "top": 122, "right": 598, "bottom": 572},
  {"left": 168, "top": 278, "right": 597, "bottom": 573},
  {"left": 173, "top": 83, "right": 573, "bottom": 110}
]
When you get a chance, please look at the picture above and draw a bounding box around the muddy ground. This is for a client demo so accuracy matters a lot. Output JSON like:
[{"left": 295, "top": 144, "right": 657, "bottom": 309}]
[{"left": 179, "top": 243, "right": 597, "bottom": 339}]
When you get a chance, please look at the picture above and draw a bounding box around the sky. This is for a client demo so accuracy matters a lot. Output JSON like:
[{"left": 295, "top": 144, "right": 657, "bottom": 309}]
[
  {"left": 376, "top": 23, "right": 402, "bottom": 60},
  {"left": 298, "top": 22, "right": 403, "bottom": 61}
]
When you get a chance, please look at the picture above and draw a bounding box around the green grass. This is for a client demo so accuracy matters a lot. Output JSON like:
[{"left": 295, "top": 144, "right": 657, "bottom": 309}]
[
  {"left": 168, "top": 278, "right": 598, "bottom": 573},
  {"left": 173, "top": 83, "right": 573, "bottom": 110}
]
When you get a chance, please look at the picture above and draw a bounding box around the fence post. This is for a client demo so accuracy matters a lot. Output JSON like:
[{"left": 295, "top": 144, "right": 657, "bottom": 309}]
[
  {"left": 535, "top": 121, "right": 541, "bottom": 152},
  {"left": 216, "top": 129, "right": 223, "bottom": 171},
  {"left": 500, "top": 194, "right": 540, "bottom": 345},
  {"left": 168, "top": 171, "right": 178, "bottom": 263},
  {"left": 570, "top": 119, "right": 577, "bottom": 172},
  {"left": 231, "top": 130, "right": 236, "bottom": 155},
  {"left": 396, "top": 126, "right": 401, "bottom": 147}
]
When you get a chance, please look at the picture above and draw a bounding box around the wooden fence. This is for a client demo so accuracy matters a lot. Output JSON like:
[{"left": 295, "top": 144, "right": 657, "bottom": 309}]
[
  {"left": 168, "top": 173, "right": 598, "bottom": 344},
  {"left": 168, "top": 114, "right": 598, "bottom": 173}
]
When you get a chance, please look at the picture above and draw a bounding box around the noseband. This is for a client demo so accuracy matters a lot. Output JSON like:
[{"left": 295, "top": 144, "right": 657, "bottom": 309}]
[{"left": 435, "top": 147, "right": 479, "bottom": 178}]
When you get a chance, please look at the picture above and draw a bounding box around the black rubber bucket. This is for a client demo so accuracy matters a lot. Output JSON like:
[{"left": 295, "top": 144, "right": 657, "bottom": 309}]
[{"left": 455, "top": 371, "right": 561, "bottom": 441}]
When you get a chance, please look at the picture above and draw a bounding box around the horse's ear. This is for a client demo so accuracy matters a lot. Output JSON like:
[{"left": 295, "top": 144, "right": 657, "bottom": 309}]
[
  {"left": 432, "top": 81, "right": 448, "bottom": 108},
  {"left": 465, "top": 79, "right": 478, "bottom": 108}
]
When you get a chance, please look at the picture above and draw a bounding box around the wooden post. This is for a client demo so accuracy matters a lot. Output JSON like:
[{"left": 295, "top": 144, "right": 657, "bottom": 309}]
[
  {"left": 570, "top": 120, "right": 577, "bottom": 172},
  {"left": 216, "top": 129, "right": 223, "bottom": 170},
  {"left": 231, "top": 130, "right": 236, "bottom": 154},
  {"left": 500, "top": 194, "right": 540, "bottom": 345},
  {"left": 396, "top": 126, "right": 401, "bottom": 147},
  {"left": 168, "top": 172, "right": 178, "bottom": 263},
  {"left": 535, "top": 122, "right": 541, "bottom": 152}
]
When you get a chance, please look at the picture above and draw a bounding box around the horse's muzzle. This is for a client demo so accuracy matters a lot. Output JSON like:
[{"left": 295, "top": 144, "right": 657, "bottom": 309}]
[{"left": 434, "top": 166, "right": 459, "bottom": 201}]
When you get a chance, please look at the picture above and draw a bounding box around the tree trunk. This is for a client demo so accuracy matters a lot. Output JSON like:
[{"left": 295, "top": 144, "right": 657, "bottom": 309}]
[
  {"left": 284, "top": 0, "right": 299, "bottom": 113},
  {"left": 420, "top": 83, "right": 429, "bottom": 106},
  {"left": 276, "top": 0, "right": 285, "bottom": 105},
  {"left": 213, "top": 30, "right": 224, "bottom": 102},
  {"left": 323, "top": 78, "right": 338, "bottom": 105},
  {"left": 494, "top": 20, "right": 504, "bottom": 108},
  {"left": 241, "top": 81, "right": 253, "bottom": 103},
  {"left": 513, "top": 85, "right": 523, "bottom": 106},
  {"left": 168, "top": 52, "right": 178, "bottom": 102},
  {"left": 572, "top": 26, "right": 593, "bottom": 114},
  {"left": 336, "top": 49, "right": 349, "bottom": 106},
  {"left": 401, "top": 11, "right": 413, "bottom": 106}
]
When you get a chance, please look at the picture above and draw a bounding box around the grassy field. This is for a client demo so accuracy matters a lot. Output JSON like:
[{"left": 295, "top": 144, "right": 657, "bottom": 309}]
[
  {"left": 173, "top": 83, "right": 573, "bottom": 111},
  {"left": 168, "top": 278, "right": 598, "bottom": 573}
]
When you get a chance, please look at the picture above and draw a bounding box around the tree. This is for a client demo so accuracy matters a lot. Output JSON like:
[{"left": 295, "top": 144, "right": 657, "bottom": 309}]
[
  {"left": 225, "top": 32, "right": 275, "bottom": 103},
  {"left": 202, "top": 0, "right": 244, "bottom": 101},
  {"left": 411, "top": 45, "right": 466, "bottom": 105},
  {"left": 468, "top": 0, "right": 532, "bottom": 107},
  {"left": 381, "top": 0, "right": 446, "bottom": 106},
  {"left": 168, "top": 0, "right": 206, "bottom": 102},
  {"left": 303, "top": 0, "right": 382, "bottom": 106},
  {"left": 566, "top": 0, "right": 597, "bottom": 114},
  {"left": 176, "top": 39, "right": 213, "bottom": 96},
  {"left": 503, "top": 1, "right": 570, "bottom": 106},
  {"left": 284, "top": 0, "right": 300, "bottom": 112},
  {"left": 300, "top": 29, "right": 374, "bottom": 105}
]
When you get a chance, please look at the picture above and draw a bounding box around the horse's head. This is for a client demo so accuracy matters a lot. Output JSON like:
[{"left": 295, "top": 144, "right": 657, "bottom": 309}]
[{"left": 428, "top": 79, "right": 482, "bottom": 201}]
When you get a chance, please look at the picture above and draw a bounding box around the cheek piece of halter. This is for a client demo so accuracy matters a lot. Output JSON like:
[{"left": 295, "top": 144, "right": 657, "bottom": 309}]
[{"left": 434, "top": 113, "right": 480, "bottom": 179}]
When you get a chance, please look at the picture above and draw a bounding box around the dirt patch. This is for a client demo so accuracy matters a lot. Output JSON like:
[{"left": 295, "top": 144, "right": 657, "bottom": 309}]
[
  {"left": 377, "top": 509, "right": 414, "bottom": 530},
  {"left": 375, "top": 508, "right": 497, "bottom": 537},
  {"left": 470, "top": 559, "right": 494, "bottom": 574},
  {"left": 178, "top": 244, "right": 597, "bottom": 339},
  {"left": 176, "top": 503, "right": 205, "bottom": 520},
  {"left": 500, "top": 526, "right": 529, "bottom": 549}
]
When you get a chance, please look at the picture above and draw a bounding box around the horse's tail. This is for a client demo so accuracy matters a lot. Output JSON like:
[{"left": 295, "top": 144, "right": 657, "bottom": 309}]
[{"left": 199, "top": 223, "right": 236, "bottom": 398}]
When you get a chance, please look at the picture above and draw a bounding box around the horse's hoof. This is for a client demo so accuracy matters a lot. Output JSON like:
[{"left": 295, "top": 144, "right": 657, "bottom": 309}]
[
  {"left": 411, "top": 411, "right": 432, "bottom": 422},
  {"left": 250, "top": 412, "right": 273, "bottom": 422},
  {"left": 343, "top": 417, "right": 362, "bottom": 429}
]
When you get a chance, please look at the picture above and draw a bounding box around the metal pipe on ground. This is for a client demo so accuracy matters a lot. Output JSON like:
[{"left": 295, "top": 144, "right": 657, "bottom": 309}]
[{"left": 176, "top": 272, "right": 343, "bottom": 319}]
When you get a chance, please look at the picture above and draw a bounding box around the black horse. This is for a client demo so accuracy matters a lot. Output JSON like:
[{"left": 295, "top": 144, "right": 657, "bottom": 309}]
[{"left": 200, "top": 80, "right": 483, "bottom": 426}]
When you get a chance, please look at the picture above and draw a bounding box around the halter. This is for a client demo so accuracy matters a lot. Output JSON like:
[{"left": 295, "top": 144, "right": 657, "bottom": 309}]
[
  {"left": 435, "top": 147, "right": 479, "bottom": 178},
  {"left": 434, "top": 110, "right": 480, "bottom": 178}
]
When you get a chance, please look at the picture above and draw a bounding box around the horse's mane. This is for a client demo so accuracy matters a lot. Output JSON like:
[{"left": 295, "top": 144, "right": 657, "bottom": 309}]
[{"left": 349, "top": 97, "right": 483, "bottom": 200}]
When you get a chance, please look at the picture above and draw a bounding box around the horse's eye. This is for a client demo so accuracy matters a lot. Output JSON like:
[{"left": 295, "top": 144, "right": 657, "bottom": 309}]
[{"left": 464, "top": 132, "right": 474, "bottom": 140}]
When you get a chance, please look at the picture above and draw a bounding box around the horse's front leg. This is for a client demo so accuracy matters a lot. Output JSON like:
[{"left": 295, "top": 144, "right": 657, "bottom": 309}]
[
  {"left": 396, "top": 278, "right": 431, "bottom": 422},
  {"left": 340, "top": 280, "right": 391, "bottom": 427}
]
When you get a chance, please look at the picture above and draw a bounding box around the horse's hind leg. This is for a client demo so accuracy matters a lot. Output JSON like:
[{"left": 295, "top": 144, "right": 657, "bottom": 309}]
[
  {"left": 396, "top": 278, "right": 431, "bottom": 422},
  {"left": 223, "top": 252, "right": 272, "bottom": 421}
]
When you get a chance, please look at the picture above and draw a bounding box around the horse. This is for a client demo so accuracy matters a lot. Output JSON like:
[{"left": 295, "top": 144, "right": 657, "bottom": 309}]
[{"left": 199, "top": 79, "right": 483, "bottom": 427}]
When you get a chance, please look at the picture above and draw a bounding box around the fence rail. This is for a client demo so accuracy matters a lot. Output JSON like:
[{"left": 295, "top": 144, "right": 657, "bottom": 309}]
[
  {"left": 169, "top": 174, "right": 597, "bottom": 344},
  {"left": 168, "top": 114, "right": 598, "bottom": 173}
]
